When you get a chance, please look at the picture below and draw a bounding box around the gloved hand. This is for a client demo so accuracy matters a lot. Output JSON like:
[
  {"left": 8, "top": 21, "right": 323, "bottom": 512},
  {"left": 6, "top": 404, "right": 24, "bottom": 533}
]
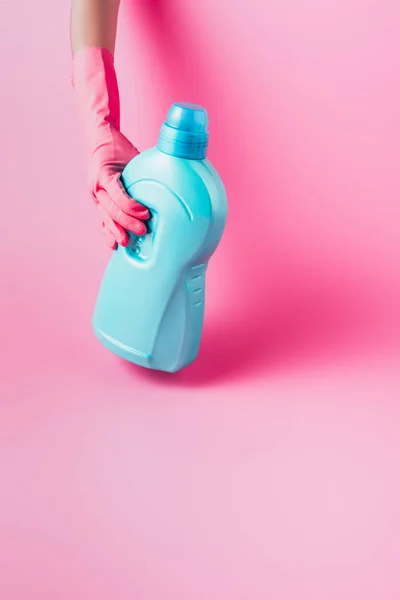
[{"left": 72, "top": 46, "right": 149, "bottom": 249}]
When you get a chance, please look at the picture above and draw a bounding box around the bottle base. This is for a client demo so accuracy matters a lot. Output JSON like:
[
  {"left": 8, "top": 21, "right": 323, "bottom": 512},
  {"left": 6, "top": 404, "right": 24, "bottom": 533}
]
[{"left": 93, "top": 326, "right": 196, "bottom": 373}]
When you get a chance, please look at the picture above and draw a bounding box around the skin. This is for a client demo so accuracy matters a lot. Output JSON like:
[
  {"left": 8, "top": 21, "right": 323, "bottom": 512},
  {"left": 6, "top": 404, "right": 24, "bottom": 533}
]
[{"left": 70, "top": 0, "right": 121, "bottom": 55}]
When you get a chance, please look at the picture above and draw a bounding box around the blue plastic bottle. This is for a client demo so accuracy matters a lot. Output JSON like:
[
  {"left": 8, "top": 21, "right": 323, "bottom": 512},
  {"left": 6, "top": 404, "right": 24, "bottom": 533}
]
[{"left": 92, "top": 102, "right": 228, "bottom": 372}]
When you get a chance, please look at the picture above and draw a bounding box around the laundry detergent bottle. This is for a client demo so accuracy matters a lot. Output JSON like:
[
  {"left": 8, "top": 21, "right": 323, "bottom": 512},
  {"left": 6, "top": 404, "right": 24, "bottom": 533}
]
[{"left": 92, "top": 102, "right": 228, "bottom": 372}]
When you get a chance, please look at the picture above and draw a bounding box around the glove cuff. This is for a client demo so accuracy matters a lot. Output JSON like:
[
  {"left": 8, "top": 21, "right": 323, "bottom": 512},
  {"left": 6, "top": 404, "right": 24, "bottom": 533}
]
[{"left": 72, "top": 46, "right": 121, "bottom": 149}]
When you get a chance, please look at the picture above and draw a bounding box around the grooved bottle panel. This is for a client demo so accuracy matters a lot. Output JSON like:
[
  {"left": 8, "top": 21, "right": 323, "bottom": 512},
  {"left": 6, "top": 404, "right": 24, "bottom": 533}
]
[{"left": 186, "top": 264, "right": 206, "bottom": 307}]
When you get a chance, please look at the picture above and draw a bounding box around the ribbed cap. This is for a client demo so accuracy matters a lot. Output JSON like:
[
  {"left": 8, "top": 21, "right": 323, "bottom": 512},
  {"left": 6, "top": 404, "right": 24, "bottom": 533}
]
[{"left": 157, "top": 102, "right": 209, "bottom": 159}]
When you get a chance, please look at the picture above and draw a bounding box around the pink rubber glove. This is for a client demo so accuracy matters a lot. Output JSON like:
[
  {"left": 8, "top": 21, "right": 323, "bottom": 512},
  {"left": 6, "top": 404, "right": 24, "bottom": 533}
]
[{"left": 72, "top": 46, "right": 149, "bottom": 249}]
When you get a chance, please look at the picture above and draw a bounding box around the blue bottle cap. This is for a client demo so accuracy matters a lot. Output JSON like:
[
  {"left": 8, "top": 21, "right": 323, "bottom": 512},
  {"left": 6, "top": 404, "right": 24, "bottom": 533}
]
[{"left": 157, "top": 102, "right": 209, "bottom": 159}]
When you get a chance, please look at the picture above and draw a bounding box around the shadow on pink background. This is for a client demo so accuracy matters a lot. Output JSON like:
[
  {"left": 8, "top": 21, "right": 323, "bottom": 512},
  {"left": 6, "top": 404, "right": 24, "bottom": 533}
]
[
  {"left": 1, "top": 0, "right": 400, "bottom": 598},
  {"left": 121, "top": 0, "right": 400, "bottom": 387}
]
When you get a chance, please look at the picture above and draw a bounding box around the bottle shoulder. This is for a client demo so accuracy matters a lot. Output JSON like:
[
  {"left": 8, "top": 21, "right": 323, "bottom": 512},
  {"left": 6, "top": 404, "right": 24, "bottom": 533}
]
[
  {"left": 121, "top": 148, "right": 227, "bottom": 229},
  {"left": 122, "top": 148, "right": 221, "bottom": 190}
]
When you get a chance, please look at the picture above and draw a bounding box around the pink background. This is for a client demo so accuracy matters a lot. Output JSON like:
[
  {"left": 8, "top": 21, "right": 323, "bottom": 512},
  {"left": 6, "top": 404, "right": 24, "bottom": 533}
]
[{"left": 1, "top": 0, "right": 400, "bottom": 598}]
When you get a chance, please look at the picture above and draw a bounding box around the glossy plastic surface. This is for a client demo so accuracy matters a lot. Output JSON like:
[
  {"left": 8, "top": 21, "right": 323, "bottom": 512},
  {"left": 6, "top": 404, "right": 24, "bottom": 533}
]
[
  {"left": 158, "top": 102, "right": 209, "bottom": 159},
  {"left": 92, "top": 108, "right": 227, "bottom": 372}
]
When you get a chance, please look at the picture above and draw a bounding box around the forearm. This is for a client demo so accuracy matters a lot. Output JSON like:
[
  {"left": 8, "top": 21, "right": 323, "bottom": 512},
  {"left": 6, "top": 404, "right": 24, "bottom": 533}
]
[{"left": 70, "top": 0, "right": 121, "bottom": 55}]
